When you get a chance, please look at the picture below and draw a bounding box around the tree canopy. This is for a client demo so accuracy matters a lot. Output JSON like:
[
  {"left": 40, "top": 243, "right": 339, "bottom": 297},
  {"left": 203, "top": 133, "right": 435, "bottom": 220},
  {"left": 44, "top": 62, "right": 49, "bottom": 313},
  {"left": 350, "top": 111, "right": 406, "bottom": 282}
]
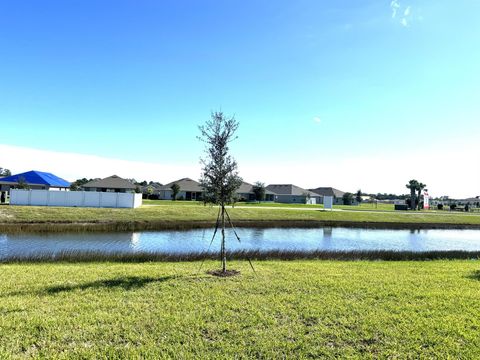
[
  {"left": 0, "top": 167, "right": 12, "bottom": 177},
  {"left": 170, "top": 183, "right": 180, "bottom": 200},
  {"left": 198, "top": 111, "right": 242, "bottom": 206},
  {"left": 252, "top": 182, "right": 266, "bottom": 202}
]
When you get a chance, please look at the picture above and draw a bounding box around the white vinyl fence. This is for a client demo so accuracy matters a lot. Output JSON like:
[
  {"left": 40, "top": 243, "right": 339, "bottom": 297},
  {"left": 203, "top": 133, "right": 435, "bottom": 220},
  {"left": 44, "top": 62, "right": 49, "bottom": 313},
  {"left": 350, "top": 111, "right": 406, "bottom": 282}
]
[{"left": 10, "top": 189, "right": 142, "bottom": 208}]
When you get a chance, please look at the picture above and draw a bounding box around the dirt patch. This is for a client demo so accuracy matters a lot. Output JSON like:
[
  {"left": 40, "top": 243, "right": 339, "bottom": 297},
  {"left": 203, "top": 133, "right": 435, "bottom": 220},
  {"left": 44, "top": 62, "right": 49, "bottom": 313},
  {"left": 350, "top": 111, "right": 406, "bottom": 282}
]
[{"left": 207, "top": 269, "right": 241, "bottom": 277}]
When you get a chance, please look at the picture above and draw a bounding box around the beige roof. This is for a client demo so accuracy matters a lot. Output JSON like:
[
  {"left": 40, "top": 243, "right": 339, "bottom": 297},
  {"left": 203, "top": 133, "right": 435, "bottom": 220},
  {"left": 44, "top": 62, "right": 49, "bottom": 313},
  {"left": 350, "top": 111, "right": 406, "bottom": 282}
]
[
  {"left": 82, "top": 175, "right": 136, "bottom": 190},
  {"left": 160, "top": 178, "right": 204, "bottom": 192},
  {"left": 310, "top": 187, "right": 345, "bottom": 197},
  {"left": 237, "top": 182, "right": 276, "bottom": 195},
  {"left": 266, "top": 184, "right": 318, "bottom": 197}
]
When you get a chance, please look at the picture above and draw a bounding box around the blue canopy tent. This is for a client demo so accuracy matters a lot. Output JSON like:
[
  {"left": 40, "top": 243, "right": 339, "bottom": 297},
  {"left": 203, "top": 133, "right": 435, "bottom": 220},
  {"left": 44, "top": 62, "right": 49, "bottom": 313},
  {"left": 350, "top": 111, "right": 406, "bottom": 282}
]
[{"left": 0, "top": 170, "right": 70, "bottom": 190}]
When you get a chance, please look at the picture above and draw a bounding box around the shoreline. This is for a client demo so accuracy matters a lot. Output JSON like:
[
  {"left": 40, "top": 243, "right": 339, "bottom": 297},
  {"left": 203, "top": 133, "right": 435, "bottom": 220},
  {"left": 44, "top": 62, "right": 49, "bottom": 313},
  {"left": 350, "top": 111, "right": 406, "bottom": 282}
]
[
  {"left": 2, "top": 249, "right": 480, "bottom": 263},
  {"left": 2, "top": 219, "right": 480, "bottom": 233}
]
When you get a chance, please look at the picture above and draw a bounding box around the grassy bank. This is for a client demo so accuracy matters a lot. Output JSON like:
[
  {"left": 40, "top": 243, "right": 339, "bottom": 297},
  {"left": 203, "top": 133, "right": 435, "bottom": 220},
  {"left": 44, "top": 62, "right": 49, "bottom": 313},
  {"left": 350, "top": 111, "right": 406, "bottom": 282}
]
[
  {"left": 3, "top": 249, "right": 480, "bottom": 263},
  {"left": 1, "top": 204, "right": 480, "bottom": 232},
  {"left": 142, "top": 199, "right": 396, "bottom": 211},
  {"left": 1, "top": 260, "right": 480, "bottom": 358}
]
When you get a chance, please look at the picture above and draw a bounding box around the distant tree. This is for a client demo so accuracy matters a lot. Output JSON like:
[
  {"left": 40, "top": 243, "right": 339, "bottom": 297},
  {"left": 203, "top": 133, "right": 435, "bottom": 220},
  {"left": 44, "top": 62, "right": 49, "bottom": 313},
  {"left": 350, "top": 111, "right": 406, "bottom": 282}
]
[
  {"left": 147, "top": 186, "right": 155, "bottom": 197},
  {"left": 342, "top": 192, "right": 354, "bottom": 205},
  {"left": 137, "top": 180, "right": 148, "bottom": 186},
  {"left": 406, "top": 179, "right": 420, "bottom": 210},
  {"left": 0, "top": 167, "right": 11, "bottom": 177},
  {"left": 134, "top": 186, "right": 142, "bottom": 194},
  {"left": 70, "top": 178, "right": 91, "bottom": 191},
  {"left": 371, "top": 195, "right": 377, "bottom": 209},
  {"left": 302, "top": 191, "right": 312, "bottom": 204},
  {"left": 16, "top": 176, "right": 30, "bottom": 190},
  {"left": 170, "top": 183, "right": 180, "bottom": 200},
  {"left": 416, "top": 183, "right": 427, "bottom": 210},
  {"left": 372, "top": 193, "right": 407, "bottom": 200},
  {"left": 198, "top": 111, "right": 243, "bottom": 275},
  {"left": 356, "top": 189, "right": 363, "bottom": 204},
  {"left": 252, "top": 181, "right": 266, "bottom": 202}
]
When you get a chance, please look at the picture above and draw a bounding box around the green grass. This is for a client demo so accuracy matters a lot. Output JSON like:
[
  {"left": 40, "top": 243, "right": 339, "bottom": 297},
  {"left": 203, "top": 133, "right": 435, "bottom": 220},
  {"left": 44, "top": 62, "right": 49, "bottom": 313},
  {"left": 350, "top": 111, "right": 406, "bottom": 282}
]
[
  {"left": 1, "top": 203, "right": 480, "bottom": 228},
  {"left": 143, "top": 199, "right": 396, "bottom": 211},
  {"left": 1, "top": 260, "right": 480, "bottom": 358}
]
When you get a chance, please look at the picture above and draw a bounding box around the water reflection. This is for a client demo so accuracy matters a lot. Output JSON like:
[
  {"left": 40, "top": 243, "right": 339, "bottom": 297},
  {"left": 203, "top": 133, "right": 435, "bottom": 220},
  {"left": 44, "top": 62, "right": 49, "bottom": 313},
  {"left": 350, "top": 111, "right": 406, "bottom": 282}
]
[{"left": 1, "top": 227, "right": 480, "bottom": 259}]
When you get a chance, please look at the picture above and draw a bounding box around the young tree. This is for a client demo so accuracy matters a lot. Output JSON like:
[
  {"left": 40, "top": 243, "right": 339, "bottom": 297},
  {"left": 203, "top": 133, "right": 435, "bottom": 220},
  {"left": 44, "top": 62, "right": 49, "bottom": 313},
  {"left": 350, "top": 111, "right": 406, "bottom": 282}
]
[
  {"left": 356, "top": 189, "right": 363, "bottom": 204},
  {"left": 302, "top": 191, "right": 312, "bottom": 204},
  {"left": 198, "top": 111, "right": 243, "bottom": 275},
  {"left": 170, "top": 183, "right": 180, "bottom": 200},
  {"left": 148, "top": 186, "right": 155, "bottom": 197},
  {"left": 252, "top": 181, "right": 266, "bottom": 202}
]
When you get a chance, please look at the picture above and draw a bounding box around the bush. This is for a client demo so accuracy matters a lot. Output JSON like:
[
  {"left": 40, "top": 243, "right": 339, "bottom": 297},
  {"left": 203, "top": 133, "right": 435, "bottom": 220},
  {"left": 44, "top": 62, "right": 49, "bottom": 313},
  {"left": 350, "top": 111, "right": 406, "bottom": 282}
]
[{"left": 437, "top": 204, "right": 444, "bottom": 210}]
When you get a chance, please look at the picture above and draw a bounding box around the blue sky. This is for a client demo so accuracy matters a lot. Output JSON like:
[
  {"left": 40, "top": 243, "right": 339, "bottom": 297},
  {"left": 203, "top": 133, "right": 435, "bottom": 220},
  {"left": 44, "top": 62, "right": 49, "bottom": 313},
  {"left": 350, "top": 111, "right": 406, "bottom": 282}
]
[{"left": 0, "top": 1, "right": 479, "bottom": 196}]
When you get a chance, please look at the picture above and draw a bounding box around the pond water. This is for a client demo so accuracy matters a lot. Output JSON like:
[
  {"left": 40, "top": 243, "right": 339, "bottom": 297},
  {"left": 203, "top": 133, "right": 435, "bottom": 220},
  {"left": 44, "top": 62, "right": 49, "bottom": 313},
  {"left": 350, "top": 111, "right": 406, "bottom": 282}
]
[{"left": 1, "top": 227, "right": 480, "bottom": 259}]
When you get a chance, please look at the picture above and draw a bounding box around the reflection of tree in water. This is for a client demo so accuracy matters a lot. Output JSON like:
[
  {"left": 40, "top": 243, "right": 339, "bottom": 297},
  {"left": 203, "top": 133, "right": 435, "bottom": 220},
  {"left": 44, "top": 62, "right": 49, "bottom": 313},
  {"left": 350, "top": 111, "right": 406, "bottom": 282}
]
[
  {"left": 321, "top": 227, "right": 334, "bottom": 250},
  {"left": 408, "top": 229, "right": 427, "bottom": 252}
]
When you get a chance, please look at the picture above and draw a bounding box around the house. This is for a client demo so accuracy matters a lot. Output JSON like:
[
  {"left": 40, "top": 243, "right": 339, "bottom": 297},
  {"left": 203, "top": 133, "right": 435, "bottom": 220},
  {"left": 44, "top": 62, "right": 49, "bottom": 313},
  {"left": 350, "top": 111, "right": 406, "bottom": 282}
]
[
  {"left": 266, "top": 184, "right": 320, "bottom": 204},
  {"left": 0, "top": 170, "right": 70, "bottom": 195},
  {"left": 141, "top": 182, "right": 163, "bottom": 198},
  {"left": 158, "top": 178, "right": 204, "bottom": 200},
  {"left": 81, "top": 175, "right": 137, "bottom": 193},
  {"left": 309, "top": 187, "right": 348, "bottom": 205},
  {"left": 236, "top": 182, "right": 276, "bottom": 202}
]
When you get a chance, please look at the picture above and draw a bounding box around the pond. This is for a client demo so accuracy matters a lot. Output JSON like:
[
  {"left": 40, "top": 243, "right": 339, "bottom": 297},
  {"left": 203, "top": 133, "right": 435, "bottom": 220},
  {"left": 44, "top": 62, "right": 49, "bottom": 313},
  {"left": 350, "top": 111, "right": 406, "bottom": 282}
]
[{"left": 1, "top": 227, "right": 480, "bottom": 259}]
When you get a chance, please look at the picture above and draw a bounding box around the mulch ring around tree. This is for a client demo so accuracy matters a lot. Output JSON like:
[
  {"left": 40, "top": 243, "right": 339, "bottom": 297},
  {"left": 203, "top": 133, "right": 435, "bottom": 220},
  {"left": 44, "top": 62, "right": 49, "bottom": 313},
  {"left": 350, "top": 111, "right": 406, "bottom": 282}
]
[{"left": 207, "top": 269, "right": 241, "bottom": 277}]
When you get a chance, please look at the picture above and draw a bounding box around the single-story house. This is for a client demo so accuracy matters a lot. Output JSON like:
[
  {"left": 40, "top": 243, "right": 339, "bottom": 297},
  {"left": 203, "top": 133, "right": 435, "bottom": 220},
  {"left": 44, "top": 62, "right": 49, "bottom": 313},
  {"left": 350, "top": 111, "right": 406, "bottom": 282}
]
[
  {"left": 266, "top": 184, "right": 320, "bottom": 204},
  {"left": 0, "top": 170, "right": 70, "bottom": 197},
  {"left": 236, "top": 182, "right": 276, "bottom": 202},
  {"left": 158, "top": 178, "right": 204, "bottom": 200},
  {"left": 309, "top": 187, "right": 350, "bottom": 205},
  {"left": 0, "top": 170, "right": 70, "bottom": 203},
  {"left": 81, "top": 175, "right": 137, "bottom": 193}
]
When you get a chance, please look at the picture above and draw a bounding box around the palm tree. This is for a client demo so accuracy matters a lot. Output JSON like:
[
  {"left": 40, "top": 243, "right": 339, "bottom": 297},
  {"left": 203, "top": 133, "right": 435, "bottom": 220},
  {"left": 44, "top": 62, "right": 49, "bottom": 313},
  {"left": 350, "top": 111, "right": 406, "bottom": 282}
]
[
  {"left": 406, "top": 180, "right": 419, "bottom": 210},
  {"left": 416, "top": 182, "right": 427, "bottom": 210}
]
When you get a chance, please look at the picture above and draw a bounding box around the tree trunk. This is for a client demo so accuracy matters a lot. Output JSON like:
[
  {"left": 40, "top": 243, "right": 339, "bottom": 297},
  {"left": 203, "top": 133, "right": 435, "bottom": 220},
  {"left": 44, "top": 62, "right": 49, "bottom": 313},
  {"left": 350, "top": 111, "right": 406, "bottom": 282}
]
[
  {"left": 221, "top": 204, "right": 226, "bottom": 273},
  {"left": 410, "top": 189, "right": 416, "bottom": 210}
]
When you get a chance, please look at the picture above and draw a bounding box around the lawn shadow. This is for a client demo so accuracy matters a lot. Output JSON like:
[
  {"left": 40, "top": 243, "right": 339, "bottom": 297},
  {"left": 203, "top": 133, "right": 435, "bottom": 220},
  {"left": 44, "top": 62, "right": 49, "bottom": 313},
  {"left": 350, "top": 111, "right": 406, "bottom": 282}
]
[
  {"left": 466, "top": 270, "right": 480, "bottom": 281},
  {"left": 43, "top": 275, "right": 176, "bottom": 294}
]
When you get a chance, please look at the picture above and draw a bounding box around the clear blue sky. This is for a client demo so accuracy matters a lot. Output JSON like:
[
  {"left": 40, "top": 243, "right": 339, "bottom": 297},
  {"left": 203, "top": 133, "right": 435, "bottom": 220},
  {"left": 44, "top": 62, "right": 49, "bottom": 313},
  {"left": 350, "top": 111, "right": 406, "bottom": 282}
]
[{"left": 1, "top": 1, "right": 479, "bottom": 195}]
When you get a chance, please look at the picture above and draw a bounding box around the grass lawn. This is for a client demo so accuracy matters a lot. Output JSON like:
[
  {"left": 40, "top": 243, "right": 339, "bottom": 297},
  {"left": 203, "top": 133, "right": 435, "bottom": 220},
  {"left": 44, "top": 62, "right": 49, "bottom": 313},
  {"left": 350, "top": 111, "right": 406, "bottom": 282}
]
[
  {"left": 1, "top": 203, "right": 480, "bottom": 228},
  {"left": 1, "top": 260, "right": 480, "bottom": 358},
  {"left": 142, "top": 199, "right": 396, "bottom": 211}
]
